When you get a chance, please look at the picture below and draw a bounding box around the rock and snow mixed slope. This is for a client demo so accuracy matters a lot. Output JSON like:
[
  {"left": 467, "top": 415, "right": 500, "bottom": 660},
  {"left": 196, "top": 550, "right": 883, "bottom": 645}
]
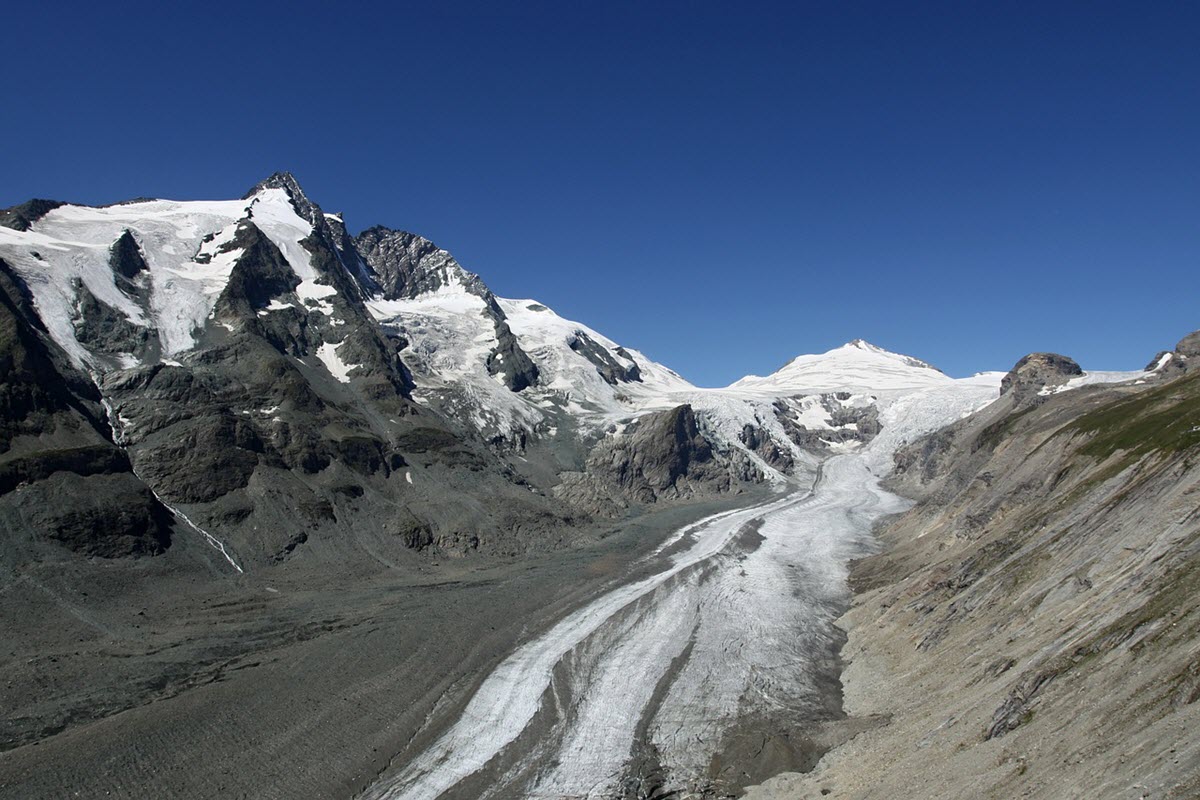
[
  {"left": 0, "top": 186, "right": 352, "bottom": 368},
  {"left": 366, "top": 267, "right": 1007, "bottom": 492},
  {"left": 0, "top": 171, "right": 1021, "bottom": 564},
  {"left": 0, "top": 175, "right": 569, "bottom": 568},
  {"left": 16, "top": 171, "right": 1169, "bottom": 563},
  {"left": 0, "top": 172, "right": 1000, "bottom": 495}
]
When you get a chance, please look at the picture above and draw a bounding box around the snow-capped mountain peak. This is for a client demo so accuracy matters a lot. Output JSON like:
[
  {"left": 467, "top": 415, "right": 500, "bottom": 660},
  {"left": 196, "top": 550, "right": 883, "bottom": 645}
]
[
  {"left": 837, "top": 339, "right": 943, "bottom": 372},
  {"left": 243, "top": 171, "right": 322, "bottom": 226},
  {"left": 727, "top": 339, "right": 949, "bottom": 395},
  {"left": 0, "top": 179, "right": 352, "bottom": 369}
]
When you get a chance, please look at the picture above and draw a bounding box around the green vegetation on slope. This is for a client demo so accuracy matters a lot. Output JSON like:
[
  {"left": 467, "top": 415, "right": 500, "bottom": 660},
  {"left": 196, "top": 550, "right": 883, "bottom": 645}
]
[{"left": 1067, "top": 372, "right": 1200, "bottom": 460}]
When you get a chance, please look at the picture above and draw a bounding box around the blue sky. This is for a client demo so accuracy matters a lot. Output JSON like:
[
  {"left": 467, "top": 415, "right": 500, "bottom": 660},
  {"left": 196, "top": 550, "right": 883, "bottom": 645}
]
[{"left": 3, "top": 1, "right": 1197, "bottom": 385}]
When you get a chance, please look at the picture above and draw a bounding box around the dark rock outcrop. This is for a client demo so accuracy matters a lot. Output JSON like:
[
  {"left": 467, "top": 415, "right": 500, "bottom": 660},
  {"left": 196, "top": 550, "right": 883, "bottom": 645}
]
[
  {"left": 214, "top": 222, "right": 302, "bottom": 316},
  {"left": 1153, "top": 329, "right": 1200, "bottom": 376},
  {"left": 109, "top": 230, "right": 149, "bottom": 282},
  {"left": 558, "top": 405, "right": 751, "bottom": 513},
  {"left": 356, "top": 228, "right": 490, "bottom": 300},
  {"left": 739, "top": 423, "right": 795, "bottom": 471},
  {"left": 356, "top": 226, "right": 538, "bottom": 392},
  {"left": 612, "top": 405, "right": 717, "bottom": 498},
  {"left": 487, "top": 316, "right": 540, "bottom": 391},
  {"left": 0, "top": 258, "right": 174, "bottom": 558},
  {"left": 0, "top": 199, "right": 65, "bottom": 231},
  {"left": 1176, "top": 330, "right": 1200, "bottom": 358},
  {"left": 72, "top": 281, "right": 158, "bottom": 362},
  {"left": 568, "top": 330, "right": 642, "bottom": 385},
  {"left": 999, "top": 352, "right": 1082, "bottom": 403},
  {"left": 10, "top": 473, "right": 172, "bottom": 557}
]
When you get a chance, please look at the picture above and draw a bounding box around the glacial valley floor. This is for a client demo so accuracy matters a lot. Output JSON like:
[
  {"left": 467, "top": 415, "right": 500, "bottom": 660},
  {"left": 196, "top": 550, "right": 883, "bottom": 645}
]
[{"left": 0, "top": 493, "right": 773, "bottom": 800}]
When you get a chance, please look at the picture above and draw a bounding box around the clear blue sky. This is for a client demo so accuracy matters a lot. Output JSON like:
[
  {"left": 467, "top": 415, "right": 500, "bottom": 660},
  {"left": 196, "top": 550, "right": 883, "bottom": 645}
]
[{"left": 3, "top": 1, "right": 1197, "bottom": 386}]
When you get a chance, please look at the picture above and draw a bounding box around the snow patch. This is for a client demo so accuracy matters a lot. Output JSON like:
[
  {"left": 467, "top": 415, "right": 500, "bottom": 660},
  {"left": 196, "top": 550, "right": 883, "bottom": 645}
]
[
  {"left": 316, "top": 341, "right": 356, "bottom": 383},
  {"left": 1039, "top": 369, "right": 1150, "bottom": 396}
]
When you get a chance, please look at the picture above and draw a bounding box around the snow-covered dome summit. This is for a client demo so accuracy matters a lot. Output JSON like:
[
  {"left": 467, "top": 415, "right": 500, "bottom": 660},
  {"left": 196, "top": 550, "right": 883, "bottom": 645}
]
[{"left": 727, "top": 339, "right": 950, "bottom": 395}]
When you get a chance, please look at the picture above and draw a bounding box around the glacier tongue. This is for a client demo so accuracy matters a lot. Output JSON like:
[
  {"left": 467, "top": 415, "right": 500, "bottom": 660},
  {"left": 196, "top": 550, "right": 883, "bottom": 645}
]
[{"left": 361, "top": 380, "right": 1000, "bottom": 799}]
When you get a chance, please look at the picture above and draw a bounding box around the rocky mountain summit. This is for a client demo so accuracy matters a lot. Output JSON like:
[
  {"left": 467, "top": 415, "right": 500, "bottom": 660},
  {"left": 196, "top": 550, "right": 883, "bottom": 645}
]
[
  {"left": 0, "top": 175, "right": 568, "bottom": 571},
  {"left": 999, "top": 351, "right": 1083, "bottom": 402},
  {"left": 1148, "top": 330, "right": 1200, "bottom": 377}
]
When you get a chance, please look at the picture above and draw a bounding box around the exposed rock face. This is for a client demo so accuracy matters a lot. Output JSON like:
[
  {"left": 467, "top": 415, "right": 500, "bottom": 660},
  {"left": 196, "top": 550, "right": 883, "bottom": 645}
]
[
  {"left": 613, "top": 405, "right": 718, "bottom": 497},
  {"left": 109, "top": 229, "right": 149, "bottom": 282},
  {"left": 107, "top": 230, "right": 154, "bottom": 310},
  {"left": 740, "top": 423, "right": 795, "bottom": 471},
  {"left": 568, "top": 330, "right": 642, "bottom": 385},
  {"left": 486, "top": 310, "right": 540, "bottom": 392},
  {"left": 72, "top": 281, "right": 159, "bottom": 363},
  {"left": 1151, "top": 329, "right": 1200, "bottom": 376},
  {"left": 1176, "top": 330, "right": 1200, "bottom": 358},
  {"left": 558, "top": 405, "right": 753, "bottom": 513},
  {"left": 96, "top": 318, "right": 442, "bottom": 562},
  {"left": 356, "top": 226, "right": 539, "bottom": 392},
  {"left": 11, "top": 473, "right": 172, "bottom": 557},
  {"left": 213, "top": 222, "right": 302, "bottom": 316},
  {"left": 0, "top": 199, "right": 65, "bottom": 232},
  {"left": 0, "top": 258, "right": 173, "bottom": 558},
  {"left": 747, "top": 350, "right": 1200, "bottom": 800},
  {"left": 999, "top": 352, "right": 1082, "bottom": 402},
  {"left": 356, "top": 227, "right": 488, "bottom": 299}
]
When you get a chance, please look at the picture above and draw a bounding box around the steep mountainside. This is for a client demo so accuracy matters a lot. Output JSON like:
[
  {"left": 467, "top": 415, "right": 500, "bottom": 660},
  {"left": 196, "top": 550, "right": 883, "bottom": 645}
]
[
  {"left": 0, "top": 259, "right": 171, "bottom": 560},
  {"left": 746, "top": 333, "right": 1200, "bottom": 799},
  {"left": 0, "top": 175, "right": 606, "bottom": 569}
]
